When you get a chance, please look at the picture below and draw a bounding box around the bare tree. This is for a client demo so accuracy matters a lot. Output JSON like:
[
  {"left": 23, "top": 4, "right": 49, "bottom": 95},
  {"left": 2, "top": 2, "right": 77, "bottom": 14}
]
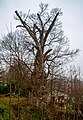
[
  {"left": 0, "top": 30, "right": 33, "bottom": 120},
  {"left": 14, "top": 3, "right": 79, "bottom": 99},
  {"left": 0, "top": 3, "right": 80, "bottom": 119}
]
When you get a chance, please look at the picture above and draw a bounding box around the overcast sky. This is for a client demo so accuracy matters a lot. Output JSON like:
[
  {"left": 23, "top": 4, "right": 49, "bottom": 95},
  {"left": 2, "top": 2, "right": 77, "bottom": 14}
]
[{"left": 0, "top": 0, "right": 83, "bottom": 72}]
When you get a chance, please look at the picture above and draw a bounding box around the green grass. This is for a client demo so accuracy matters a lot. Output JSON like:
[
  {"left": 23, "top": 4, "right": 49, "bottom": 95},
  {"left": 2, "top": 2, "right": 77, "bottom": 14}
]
[{"left": 0, "top": 95, "right": 25, "bottom": 120}]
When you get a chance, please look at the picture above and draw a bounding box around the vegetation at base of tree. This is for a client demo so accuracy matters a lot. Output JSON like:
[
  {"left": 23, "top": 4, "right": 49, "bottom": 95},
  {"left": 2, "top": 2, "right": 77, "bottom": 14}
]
[{"left": 0, "top": 96, "right": 82, "bottom": 120}]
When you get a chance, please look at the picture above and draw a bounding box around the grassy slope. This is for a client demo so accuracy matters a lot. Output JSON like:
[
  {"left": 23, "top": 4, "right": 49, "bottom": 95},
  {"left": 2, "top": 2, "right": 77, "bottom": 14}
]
[{"left": 0, "top": 95, "right": 25, "bottom": 120}]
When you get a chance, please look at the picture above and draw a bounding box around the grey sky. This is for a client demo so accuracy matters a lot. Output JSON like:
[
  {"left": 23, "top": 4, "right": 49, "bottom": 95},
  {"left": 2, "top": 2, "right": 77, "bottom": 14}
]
[{"left": 0, "top": 0, "right": 83, "bottom": 71}]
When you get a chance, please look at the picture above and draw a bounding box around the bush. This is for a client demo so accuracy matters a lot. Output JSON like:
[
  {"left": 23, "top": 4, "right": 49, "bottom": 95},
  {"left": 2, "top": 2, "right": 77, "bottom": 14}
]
[{"left": 0, "top": 85, "right": 10, "bottom": 94}]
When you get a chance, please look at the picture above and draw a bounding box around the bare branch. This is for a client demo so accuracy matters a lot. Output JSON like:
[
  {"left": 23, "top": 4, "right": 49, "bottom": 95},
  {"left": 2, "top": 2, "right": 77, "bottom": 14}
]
[{"left": 43, "top": 12, "right": 59, "bottom": 47}]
